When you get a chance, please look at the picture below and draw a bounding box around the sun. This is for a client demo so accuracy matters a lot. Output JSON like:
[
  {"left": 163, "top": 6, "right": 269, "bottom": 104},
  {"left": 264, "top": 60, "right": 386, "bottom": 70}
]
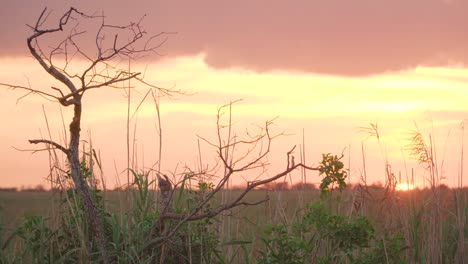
[{"left": 395, "top": 182, "right": 415, "bottom": 191}]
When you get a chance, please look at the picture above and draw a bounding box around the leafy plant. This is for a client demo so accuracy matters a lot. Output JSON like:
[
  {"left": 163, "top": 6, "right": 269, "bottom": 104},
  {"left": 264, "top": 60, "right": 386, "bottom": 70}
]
[
  {"left": 304, "top": 203, "right": 374, "bottom": 252},
  {"left": 257, "top": 224, "right": 311, "bottom": 264},
  {"left": 355, "top": 234, "right": 408, "bottom": 264},
  {"left": 8, "top": 215, "right": 56, "bottom": 263},
  {"left": 257, "top": 202, "right": 409, "bottom": 264},
  {"left": 318, "top": 153, "right": 347, "bottom": 198}
]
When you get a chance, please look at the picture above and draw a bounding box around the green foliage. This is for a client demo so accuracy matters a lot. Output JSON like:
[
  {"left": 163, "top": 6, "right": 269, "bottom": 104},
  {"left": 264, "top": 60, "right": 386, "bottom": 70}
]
[
  {"left": 4, "top": 215, "right": 69, "bottom": 264},
  {"left": 2, "top": 151, "right": 444, "bottom": 263},
  {"left": 0, "top": 158, "right": 109, "bottom": 263},
  {"left": 408, "top": 205, "right": 425, "bottom": 262},
  {"left": 2, "top": 186, "right": 466, "bottom": 263},
  {"left": 257, "top": 224, "right": 310, "bottom": 264},
  {"left": 355, "top": 234, "right": 408, "bottom": 264},
  {"left": 303, "top": 203, "right": 374, "bottom": 252},
  {"left": 106, "top": 170, "right": 221, "bottom": 263},
  {"left": 17, "top": 216, "right": 53, "bottom": 262},
  {"left": 318, "top": 153, "right": 347, "bottom": 198},
  {"left": 164, "top": 176, "right": 220, "bottom": 263},
  {"left": 129, "top": 169, "right": 156, "bottom": 223},
  {"left": 198, "top": 181, "right": 215, "bottom": 192},
  {"left": 258, "top": 201, "right": 374, "bottom": 263},
  {"left": 258, "top": 201, "right": 408, "bottom": 264}
]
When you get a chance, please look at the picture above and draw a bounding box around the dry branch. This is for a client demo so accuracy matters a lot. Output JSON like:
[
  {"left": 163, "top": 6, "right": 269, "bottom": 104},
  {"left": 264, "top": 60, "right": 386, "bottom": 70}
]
[
  {"left": 2, "top": 7, "right": 177, "bottom": 263},
  {"left": 148, "top": 102, "right": 323, "bottom": 249}
]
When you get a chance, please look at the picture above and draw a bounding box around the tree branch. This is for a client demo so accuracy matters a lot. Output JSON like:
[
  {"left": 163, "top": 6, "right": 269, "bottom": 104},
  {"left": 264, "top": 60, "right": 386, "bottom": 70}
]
[
  {"left": 28, "top": 139, "right": 68, "bottom": 154},
  {"left": 0, "top": 83, "right": 62, "bottom": 101},
  {"left": 27, "top": 8, "right": 83, "bottom": 97},
  {"left": 146, "top": 101, "right": 325, "bottom": 248}
]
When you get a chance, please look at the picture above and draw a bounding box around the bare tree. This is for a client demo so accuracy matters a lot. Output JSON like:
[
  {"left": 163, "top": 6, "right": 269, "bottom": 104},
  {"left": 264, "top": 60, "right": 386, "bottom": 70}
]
[
  {"left": 149, "top": 101, "right": 326, "bottom": 262},
  {"left": 1, "top": 7, "right": 342, "bottom": 263},
  {"left": 1, "top": 7, "right": 175, "bottom": 263}
]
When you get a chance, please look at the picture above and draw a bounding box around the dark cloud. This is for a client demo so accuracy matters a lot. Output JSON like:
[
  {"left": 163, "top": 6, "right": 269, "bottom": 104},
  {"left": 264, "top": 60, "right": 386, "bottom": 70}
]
[{"left": 1, "top": 0, "right": 467, "bottom": 76}]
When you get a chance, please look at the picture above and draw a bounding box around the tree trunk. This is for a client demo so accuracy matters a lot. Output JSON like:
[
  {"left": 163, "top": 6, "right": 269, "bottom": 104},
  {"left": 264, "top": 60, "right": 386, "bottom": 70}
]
[{"left": 68, "top": 103, "right": 111, "bottom": 263}]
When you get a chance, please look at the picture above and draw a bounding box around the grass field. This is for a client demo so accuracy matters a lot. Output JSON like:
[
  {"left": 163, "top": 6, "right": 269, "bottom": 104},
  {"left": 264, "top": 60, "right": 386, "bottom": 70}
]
[{"left": 1, "top": 185, "right": 466, "bottom": 263}]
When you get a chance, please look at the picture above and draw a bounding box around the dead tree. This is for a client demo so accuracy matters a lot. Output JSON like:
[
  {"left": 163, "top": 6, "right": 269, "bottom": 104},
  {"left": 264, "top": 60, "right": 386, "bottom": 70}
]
[
  {"left": 1, "top": 7, "right": 174, "bottom": 263},
  {"left": 149, "top": 101, "right": 326, "bottom": 262},
  {"left": 1, "top": 7, "right": 344, "bottom": 263}
]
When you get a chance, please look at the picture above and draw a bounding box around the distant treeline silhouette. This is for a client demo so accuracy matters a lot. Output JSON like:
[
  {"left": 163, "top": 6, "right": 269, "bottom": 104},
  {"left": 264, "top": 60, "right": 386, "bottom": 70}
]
[
  {"left": 0, "top": 183, "right": 461, "bottom": 193},
  {"left": 0, "top": 185, "right": 47, "bottom": 192}
]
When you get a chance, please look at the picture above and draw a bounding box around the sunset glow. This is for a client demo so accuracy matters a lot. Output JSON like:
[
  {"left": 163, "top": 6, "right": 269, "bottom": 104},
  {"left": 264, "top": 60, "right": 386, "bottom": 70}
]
[
  {"left": 1, "top": 55, "right": 467, "bottom": 189},
  {"left": 2, "top": 3, "right": 468, "bottom": 263},
  {"left": 395, "top": 182, "right": 416, "bottom": 192},
  {"left": 1, "top": 1, "right": 467, "bottom": 190}
]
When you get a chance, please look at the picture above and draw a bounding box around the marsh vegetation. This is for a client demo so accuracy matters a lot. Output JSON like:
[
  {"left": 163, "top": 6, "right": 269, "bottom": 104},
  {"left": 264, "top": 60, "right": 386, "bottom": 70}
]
[{"left": 0, "top": 6, "right": 466, "bottom": 264}]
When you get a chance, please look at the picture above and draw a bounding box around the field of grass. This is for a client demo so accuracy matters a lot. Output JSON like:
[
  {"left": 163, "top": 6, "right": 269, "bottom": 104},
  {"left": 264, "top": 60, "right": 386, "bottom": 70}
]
[{"left": 1, "top": 185, "right": 466, "bottom": 263}]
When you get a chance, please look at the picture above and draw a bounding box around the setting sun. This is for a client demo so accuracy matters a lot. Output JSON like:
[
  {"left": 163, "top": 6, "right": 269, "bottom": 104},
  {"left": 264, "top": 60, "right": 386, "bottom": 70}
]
[
  {"left": 395, "top": 182, "right": 415, "bottom": 192},
  {"left": 1, "top": 1, "right": 467, "bottom": 262}
]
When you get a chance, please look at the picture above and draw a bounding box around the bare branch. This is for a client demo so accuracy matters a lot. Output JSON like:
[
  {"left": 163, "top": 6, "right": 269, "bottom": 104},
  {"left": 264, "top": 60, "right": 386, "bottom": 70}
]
[
  {"left": 26, "top": 8, "right": 87, "bottom": 96},
  {"left": 0, "top": 83, "right": 62, "bottom": 102},
  {"left": 146, "top": 101, "right": 325, "bottom": 249},
  {"left": 17, "top": 7, "right": 183, "bottom": 262},
  {"left": 28, "top": 139, "right": 68, "bottom": 154}
]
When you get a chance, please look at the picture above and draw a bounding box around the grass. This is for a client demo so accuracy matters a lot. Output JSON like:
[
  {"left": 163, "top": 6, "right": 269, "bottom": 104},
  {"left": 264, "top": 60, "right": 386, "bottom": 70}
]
[
  {"left": 0, "top": 120, "right": 465, "bottom": 263},
  {"left": 1, "top": 185, "right": 467, "bottom": 263},
  {"left": 2, "top": 6, "right": 466, "bottom": 262}
]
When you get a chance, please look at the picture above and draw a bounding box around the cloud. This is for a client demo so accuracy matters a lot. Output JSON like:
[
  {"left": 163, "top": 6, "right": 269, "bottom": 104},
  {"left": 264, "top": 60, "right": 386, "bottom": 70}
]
[{"left": 1, "top": 0, "right": 467, "bottom": 76}]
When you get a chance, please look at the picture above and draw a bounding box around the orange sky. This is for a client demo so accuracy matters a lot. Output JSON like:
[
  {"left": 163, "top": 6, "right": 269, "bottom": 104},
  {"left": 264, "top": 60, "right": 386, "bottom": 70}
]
[{"left": 1, "top": 1, "right": 467, "bottom": 189}]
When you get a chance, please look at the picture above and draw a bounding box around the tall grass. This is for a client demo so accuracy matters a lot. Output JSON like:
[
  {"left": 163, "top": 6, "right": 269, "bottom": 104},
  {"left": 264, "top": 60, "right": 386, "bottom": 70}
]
[
  {"left": 3, "top": 185, "right": 467, "bottom": 263},
  {"left": 1, "top": 122, "right": 467, "bottom": 263}
]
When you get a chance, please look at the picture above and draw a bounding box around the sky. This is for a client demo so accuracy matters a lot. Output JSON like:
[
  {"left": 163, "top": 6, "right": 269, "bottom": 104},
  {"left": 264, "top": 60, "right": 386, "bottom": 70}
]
[{"left": 0, "top": 0, "right": 467, "bottom": 189}]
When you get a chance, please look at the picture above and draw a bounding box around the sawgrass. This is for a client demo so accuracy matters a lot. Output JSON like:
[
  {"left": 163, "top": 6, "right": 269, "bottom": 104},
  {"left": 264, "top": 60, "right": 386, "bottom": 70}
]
[{"left": 1, "top": 186, "right": 466, "bottom": 263}]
